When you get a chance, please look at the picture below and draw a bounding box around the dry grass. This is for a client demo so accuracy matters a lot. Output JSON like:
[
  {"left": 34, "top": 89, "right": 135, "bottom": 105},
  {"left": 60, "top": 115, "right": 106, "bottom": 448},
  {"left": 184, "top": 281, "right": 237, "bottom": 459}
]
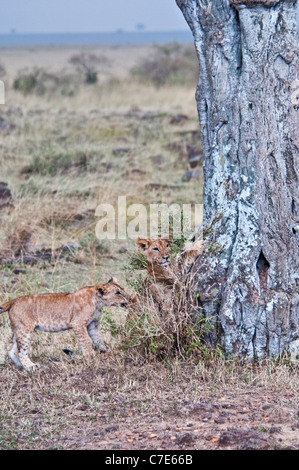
[{"left": 0, "top": 44, "right": 298, "bottom": 450}]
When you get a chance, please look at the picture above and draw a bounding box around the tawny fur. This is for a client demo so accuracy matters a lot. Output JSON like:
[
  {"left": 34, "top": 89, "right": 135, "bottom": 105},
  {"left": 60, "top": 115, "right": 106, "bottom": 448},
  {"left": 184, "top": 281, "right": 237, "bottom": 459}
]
[
  {"left": 178, "top": 238, "right": 205, "bottom": 271},
  {"left": 136, "top": 237, "right": 174, "bottom": 286},
  {"left": 133, "top": 236, "right": 205, "bottom": 312},
  {"left": 0, "top": 278, "right": 131, "bottom": 371},
  {"left": 136, "top": 236, "right": 204, "bottom": 286}
]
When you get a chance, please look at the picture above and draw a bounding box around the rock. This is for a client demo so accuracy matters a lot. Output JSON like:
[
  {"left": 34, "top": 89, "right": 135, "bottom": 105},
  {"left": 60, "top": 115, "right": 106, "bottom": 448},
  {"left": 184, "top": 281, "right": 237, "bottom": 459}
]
[
  {"left": 214, "top": 416, "right": 227, "bottom": 424},
  {"left": 12, "top": 268, "right": 26, "bottom": 275},
  {"left": 113, "top": 147, "right": 131, "bottom": 156},
  {"left": 145, "top": 182, "right": 181, "bottom": 191},
  {"left": 182, "top": 169, "right": 203, "bottom": 182},
  {"left": 3, "top": 243, "right": 81, "bottom": 266},
  {"left": 221, "top": 403, "right": 237, "bottom": 409},
  {"left": 240, "top": 437, "right": 270, "bottom": 451},
  {"left": 176, "top": 432, "right": 196, "bottom": 445},
  {"left": 0, "top": 117, "right": 16, "bottom": 135},
  {"left": 179, "top": 402, "right": 218, "bottom": 419},
  {"left": 62, "top": 243, "right": 82, "bottom": 252},
  {"left": 188, "top": 154, "right": 203, "bottom": 168},
  {"left": 170, "top": 114, "right": 189, "bottom": 125},
  {"left": 0, "top": 182, "right": 12, "bottom": 208},
  {"left": 218, "top": 429, "right": 269, "bottom": 450},
  {"left": 187, "top": 145, "right": 203, "bottom": 168},
  {"left": 105, "top": 425, "right": 119, "bottom": 432},
  {"left": 105, "top": 162, "right": 113, "bottom": 172},
  {"left": 131, "top": 168, "right": 146, "bottom": 175},
  {"left": 269, "top": 426, "right": 282, "bottom": 434}
]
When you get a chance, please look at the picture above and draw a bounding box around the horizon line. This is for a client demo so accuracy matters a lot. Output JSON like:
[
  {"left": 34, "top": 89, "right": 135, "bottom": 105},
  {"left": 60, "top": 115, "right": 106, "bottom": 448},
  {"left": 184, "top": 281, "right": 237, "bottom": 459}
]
[{"left": 0, "top": 29, "right": 191, "bottom": 36}]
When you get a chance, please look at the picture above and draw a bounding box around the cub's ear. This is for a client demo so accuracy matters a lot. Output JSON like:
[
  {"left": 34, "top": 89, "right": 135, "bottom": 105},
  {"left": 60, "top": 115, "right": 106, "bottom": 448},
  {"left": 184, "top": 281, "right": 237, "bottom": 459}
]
[
  {"left": 164, "top": 237, "right": 172, "bottom": 247},
  {"left": 136, "top": 238, "right": 148, "bottom": 251},
  {"left": 98, "top": 287, "right": 105, "bottom": 296},
  {"left": 108, "top": 277, "right": 118, "bottom": 284},
  {"left": 158, "top": 235, "right": 172, "bottom": 245}
]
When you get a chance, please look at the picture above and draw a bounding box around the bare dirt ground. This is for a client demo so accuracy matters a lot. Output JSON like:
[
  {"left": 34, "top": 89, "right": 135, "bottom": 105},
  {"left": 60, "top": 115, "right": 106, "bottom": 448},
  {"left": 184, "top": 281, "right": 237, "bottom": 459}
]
[{"left": 0, "top": 355, "right": 298, "bottom": 450}]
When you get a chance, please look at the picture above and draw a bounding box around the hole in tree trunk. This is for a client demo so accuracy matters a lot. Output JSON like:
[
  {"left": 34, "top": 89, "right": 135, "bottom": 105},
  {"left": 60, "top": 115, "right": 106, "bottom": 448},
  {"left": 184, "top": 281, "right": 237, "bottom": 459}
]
[{"left": 256, "top": 250, "right": 270, "bottom": 292}]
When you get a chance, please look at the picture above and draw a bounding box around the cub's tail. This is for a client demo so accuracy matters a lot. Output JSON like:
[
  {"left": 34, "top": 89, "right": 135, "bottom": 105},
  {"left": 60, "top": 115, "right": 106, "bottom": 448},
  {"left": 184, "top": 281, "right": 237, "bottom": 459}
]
[{"left": 0, "top": 300, "right": 15, "bottom": 313}]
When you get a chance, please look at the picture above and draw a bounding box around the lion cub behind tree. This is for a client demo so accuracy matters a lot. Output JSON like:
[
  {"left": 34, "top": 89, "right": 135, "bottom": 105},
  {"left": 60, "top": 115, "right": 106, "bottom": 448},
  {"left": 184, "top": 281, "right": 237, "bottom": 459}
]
[
  {"left": 136, "top": 236, "right": 204, "bottom": 286},
  {"left": 133, "top": 236, "right": 204, "bottom": 312},
  {"left": 0, "top": 278, "right": 130, "bottom": 371},
  {"left": 136, "top": 237, "right": 174, "bottom": 286}
]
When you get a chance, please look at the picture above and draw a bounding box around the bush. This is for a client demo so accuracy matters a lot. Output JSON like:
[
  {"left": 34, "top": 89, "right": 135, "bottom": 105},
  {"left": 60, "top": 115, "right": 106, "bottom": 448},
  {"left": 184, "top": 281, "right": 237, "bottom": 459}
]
[
  {"left": 13, "top": 73, "right": 37, "bottom": 94},
  {"left": 22, "top": 151, "right": 89, "bottom": 176},
  {"left": 131, "top": 42, "right": 198, "bottom": 87},
  {"left": 69, "top": 53, "right": 111, "bottom": 84},
  {"left": 13, "top": 68, "right": 80, "bottom": 96},
  {"left": 113, "top": 246, "right": 217, "bottom": 364}
]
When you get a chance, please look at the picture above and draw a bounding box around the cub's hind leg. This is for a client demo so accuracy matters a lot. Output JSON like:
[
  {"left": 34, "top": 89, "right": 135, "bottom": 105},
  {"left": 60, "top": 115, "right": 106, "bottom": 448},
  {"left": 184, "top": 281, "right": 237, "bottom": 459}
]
[{"left": 15, "top": 328, "right": 40, "bottom": 372}]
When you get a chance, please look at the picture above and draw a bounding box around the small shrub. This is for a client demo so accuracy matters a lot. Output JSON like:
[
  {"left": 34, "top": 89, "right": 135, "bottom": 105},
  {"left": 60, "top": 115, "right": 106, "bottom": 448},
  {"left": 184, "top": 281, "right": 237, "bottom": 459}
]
[
  {"left": 22, "top": 151, "right": 89, "bottom": 176},
  {"left": 123, "top": 251, "right": 148, "bottom": 272},
  {"left": 69, "top": 53, "right": 111, "bottom": 85},
  {"left": 119, "top": 244, "right": 217, "bottom": 364},
  {"left": 116, "top": 292, "right": 216, "bottom": 363},
  {"left": 13, "top": 68, "right": 80, "bottom": 96},
  {"left": 13, "top": 73, "right": 37, "bottom": 94},
  {"left": 131, "top": 42, "right": 198, "bottom": 87},
  {"left": 85, "top": 71, "right": 98, "bottom": 84}
]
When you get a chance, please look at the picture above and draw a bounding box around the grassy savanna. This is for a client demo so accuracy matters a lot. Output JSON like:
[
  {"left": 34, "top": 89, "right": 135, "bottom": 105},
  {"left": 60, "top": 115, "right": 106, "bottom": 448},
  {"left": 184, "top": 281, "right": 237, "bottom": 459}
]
[{"left": 0, "top": 44, "right": 298, "bottom": 450}]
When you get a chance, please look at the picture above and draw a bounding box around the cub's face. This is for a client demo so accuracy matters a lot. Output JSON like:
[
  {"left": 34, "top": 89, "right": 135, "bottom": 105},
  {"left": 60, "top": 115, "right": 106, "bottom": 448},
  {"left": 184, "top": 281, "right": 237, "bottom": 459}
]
[
  {"left": 136, "top": 237, "right": 171, "bottom": 266},
  {"left": 96, "top": 279, "right": 131, "bottom": 307}
]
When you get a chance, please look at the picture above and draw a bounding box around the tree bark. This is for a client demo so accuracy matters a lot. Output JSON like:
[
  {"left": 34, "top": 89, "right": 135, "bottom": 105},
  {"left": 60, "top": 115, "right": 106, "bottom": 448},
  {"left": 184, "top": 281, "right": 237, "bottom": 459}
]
[{"left": 176, "top": 0, "right": 299, "bottom": 358}]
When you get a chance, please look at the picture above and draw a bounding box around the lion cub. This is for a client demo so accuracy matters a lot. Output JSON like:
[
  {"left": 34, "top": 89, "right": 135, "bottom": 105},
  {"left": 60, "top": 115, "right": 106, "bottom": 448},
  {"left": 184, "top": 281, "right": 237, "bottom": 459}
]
[
  {"left": 136, "top": 237, "right": 174, "bottom": 286},
  {"left": 136, "top": 236, "right": 205, "bottom": 284},
  {"left": 0, "top": 278, "right": 130, "bottom": 371},
  {"left": 134, "top": 236, "right": 204, "bottom": 311}
]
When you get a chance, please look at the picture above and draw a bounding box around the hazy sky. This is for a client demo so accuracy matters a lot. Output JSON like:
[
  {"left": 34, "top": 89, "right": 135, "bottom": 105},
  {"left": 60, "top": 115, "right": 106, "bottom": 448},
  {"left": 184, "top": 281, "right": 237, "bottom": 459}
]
[{"left": 0, "top": 0, "right": 188, "bottom": 34}]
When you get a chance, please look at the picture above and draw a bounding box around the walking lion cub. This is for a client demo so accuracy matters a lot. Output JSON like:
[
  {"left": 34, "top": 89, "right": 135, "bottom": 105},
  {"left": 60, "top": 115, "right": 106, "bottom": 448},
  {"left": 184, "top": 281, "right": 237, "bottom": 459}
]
[{"left": 0, "top": 278, "right": 131, "bottom": 371}]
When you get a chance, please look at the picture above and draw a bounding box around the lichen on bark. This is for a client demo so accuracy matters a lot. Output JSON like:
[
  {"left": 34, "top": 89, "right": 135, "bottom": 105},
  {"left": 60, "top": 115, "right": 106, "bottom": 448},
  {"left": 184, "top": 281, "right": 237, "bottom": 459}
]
[{"left": 176, "top": 0, "right": 299, "bottom": 358}]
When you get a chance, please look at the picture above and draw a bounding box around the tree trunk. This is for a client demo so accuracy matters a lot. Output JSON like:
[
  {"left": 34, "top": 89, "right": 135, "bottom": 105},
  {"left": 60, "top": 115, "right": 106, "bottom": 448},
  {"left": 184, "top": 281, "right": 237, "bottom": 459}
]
[{"left": 176, "top": 0, "right": 299, "bottom": 358}]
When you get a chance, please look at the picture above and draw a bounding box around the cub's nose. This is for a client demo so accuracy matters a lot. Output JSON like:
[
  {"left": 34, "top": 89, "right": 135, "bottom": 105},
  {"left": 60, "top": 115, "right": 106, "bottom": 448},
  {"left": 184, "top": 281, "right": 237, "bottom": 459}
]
[{"left": 161, "top": 256, "right": 170, "bottom": 266}]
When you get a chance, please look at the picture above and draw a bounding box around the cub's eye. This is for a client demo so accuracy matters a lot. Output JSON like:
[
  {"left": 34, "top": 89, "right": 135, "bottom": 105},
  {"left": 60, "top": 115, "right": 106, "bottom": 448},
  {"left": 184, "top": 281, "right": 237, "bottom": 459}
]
[
  {"left": 153, "top": 248, "right": 160, "bottom": 251},
  {"left": 116, "top": 291, "right": 122, "bottom": 295}
]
